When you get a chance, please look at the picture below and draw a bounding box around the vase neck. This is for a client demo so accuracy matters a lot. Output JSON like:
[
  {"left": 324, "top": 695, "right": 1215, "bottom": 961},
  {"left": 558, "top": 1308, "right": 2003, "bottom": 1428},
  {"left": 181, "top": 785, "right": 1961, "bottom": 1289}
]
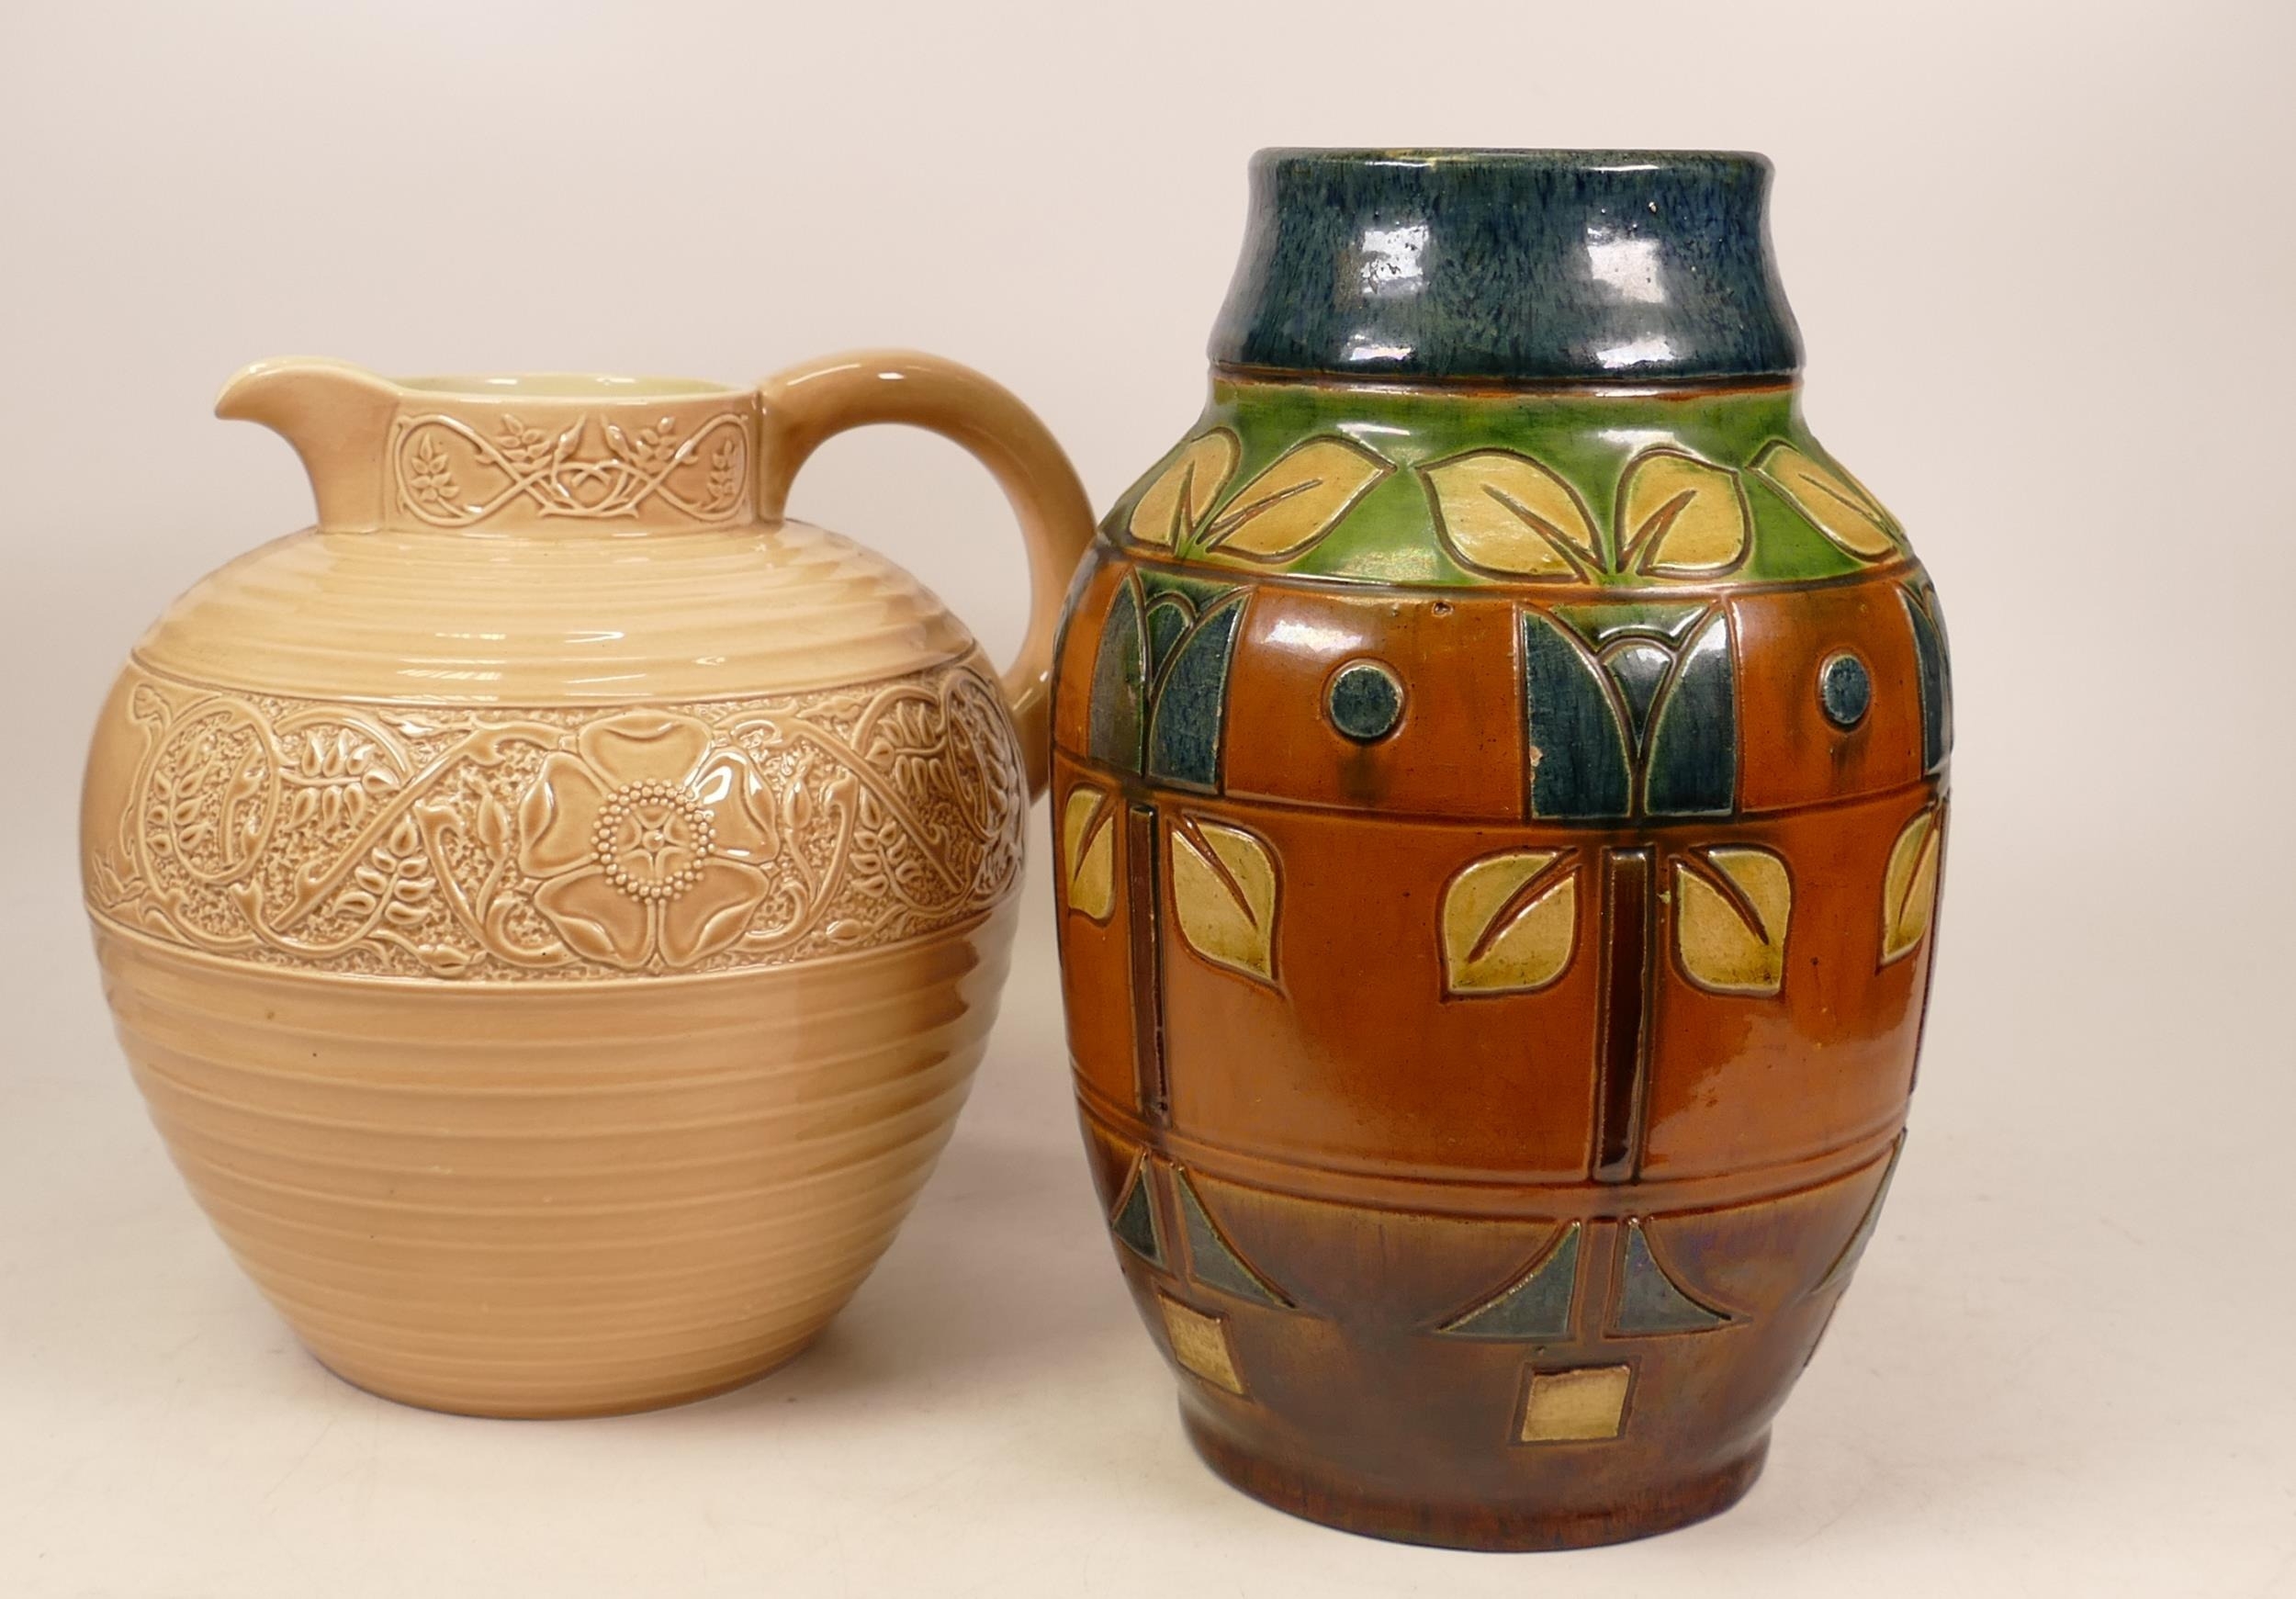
[{"left": 1210, "top": 149, "right": 1803, "bottom": 385}]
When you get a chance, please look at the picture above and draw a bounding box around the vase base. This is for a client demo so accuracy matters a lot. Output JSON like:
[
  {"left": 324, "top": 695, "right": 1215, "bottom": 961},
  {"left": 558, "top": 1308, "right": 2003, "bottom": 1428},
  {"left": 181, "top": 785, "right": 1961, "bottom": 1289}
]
[{"left": 1182, "top": 1410, "right": 1769, "bottom": 1551}]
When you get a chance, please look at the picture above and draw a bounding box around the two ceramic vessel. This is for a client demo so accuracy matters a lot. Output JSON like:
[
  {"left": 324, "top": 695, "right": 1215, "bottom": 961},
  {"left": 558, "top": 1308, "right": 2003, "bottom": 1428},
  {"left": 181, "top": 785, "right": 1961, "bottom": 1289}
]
[
  {"left": 1049, "top": 150, "right": 1949, "bottom": 1548},
  {"left": 81, "top": 149, "right": 1947, "bottom": 1546},
  {"left": 82, "top": 352, "right": 1093, "bottom": 1415}
]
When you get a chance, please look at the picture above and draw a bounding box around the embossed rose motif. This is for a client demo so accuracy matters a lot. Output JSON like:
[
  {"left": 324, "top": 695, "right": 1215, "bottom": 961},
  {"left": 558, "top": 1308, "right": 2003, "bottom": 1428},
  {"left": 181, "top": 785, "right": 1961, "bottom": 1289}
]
[{"left": 517, "top": 713, "right": 777, "bottom": 969}]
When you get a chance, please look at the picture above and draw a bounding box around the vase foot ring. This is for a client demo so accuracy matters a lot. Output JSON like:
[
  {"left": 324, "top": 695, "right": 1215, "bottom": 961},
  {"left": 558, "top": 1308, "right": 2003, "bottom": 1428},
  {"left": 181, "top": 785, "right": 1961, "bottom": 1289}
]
[{"left": 1183, "top": 1412, "right": 1769, "bottom": 1551}]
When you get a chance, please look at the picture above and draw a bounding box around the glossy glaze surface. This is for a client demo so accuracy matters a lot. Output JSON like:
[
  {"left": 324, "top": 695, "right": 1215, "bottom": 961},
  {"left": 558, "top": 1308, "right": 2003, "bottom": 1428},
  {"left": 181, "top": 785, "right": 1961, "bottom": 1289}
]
[
  {"left": 83, "top": 352, "right": 1095, "bottom": 1415},
  {"left": 1213, "top": 149, "right": 1799, "bottom": 381},
  {"left": 95, "top": 904, "right": 1017, "bottom": 1416},
  {"left": 1051, "top": 150, "right": 1950, "bottom": 1548}
]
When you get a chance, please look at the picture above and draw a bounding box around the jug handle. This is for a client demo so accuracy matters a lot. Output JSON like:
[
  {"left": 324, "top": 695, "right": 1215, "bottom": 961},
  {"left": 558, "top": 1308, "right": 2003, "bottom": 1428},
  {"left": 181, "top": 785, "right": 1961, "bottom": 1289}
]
[{"left": 754, "top": 351, "right": 1095, "bottom": 801}]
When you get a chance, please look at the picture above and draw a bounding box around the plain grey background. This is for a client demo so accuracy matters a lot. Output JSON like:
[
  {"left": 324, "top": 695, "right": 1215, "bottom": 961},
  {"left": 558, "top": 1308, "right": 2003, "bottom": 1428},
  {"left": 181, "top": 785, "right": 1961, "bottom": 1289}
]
[{"left": 3, "top": 2, "right": 2291, "bottom": 1594}]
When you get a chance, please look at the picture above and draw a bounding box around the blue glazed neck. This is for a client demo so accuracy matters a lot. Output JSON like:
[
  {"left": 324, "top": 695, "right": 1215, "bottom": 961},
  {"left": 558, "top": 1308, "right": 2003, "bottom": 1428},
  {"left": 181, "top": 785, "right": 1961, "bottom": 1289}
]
[{"left": 1210, "top": 149, "right": 1803, "bottom": 384}]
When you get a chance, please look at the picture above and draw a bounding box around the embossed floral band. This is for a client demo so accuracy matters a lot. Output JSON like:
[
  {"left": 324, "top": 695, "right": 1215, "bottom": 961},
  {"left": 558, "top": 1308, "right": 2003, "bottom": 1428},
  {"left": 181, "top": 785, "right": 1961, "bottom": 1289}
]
[{"left": 89, "top": 666, "right": 1025, "bottom": 981}]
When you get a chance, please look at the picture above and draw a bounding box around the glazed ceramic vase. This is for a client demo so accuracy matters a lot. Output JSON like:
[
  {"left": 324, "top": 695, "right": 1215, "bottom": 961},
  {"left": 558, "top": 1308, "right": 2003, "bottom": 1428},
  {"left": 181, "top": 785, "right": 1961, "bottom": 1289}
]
[
  {"left": 1050, "top": 151, "right": 1951, "bottom": 1548},
  {"left": 82, "top": 352, "right": 1093, "bottom": 1416}
]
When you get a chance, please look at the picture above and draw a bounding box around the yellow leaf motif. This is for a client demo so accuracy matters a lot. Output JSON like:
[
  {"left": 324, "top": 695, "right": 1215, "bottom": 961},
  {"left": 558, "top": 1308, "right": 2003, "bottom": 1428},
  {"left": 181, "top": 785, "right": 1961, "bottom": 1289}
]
[
  {"left": 1127, "top": 431, "right": 1239, "bottom": 547},
  {"left": 1620, "top": 449, "right": 1750, "bottom": 577},
  {"left": 1167, "top": 816, "right": 1278, "bottom": 983},
  {"left": 1881, "top": 805, "right": 1944, "bottom": 965},
  {"left": 1753, "top": 442, "right": 1899, "bottom": 560},
  {"left": 1673, "top": 847, "right": 1793, "bottom": 996},
  {"left": 1061, "top": 785, "right": 1116, "bottom": 922},
  {"left": 1440, "top": 850, "right": 1578, "bottom": 996},
  {"left": 1201, "top": 437, "right": 1390, "bottom": 560},
  {"left": 1424, "top": 451, "right": 1603, "bottom": 579}
]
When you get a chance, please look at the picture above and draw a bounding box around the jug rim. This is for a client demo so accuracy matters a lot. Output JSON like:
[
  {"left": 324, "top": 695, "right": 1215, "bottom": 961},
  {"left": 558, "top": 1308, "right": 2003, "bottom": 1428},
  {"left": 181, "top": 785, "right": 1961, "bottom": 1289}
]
[{"left": 395, "top": 372, "right": 736, "bottom": 400}]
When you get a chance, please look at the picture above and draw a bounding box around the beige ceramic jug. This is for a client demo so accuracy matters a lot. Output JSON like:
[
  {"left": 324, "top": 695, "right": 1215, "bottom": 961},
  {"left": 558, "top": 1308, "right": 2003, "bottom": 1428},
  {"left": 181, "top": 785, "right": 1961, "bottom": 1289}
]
[{"left": 80, "top": 354, "right": 1094, "bottom": 1416}]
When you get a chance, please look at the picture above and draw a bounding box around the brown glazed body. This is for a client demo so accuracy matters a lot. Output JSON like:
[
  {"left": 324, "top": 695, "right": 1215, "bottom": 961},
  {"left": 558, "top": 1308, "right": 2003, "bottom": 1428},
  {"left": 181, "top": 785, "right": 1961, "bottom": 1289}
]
[{"left": 1049, "top": 151, "right": 1950, "bottom": 1548}]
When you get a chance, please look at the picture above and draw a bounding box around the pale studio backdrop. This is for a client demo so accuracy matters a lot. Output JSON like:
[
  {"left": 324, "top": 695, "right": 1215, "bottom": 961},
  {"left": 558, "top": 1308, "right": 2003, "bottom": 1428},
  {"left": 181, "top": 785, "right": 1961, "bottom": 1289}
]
[{"left": 2, "top": 3, "right": 2291, "bottom": 1596}]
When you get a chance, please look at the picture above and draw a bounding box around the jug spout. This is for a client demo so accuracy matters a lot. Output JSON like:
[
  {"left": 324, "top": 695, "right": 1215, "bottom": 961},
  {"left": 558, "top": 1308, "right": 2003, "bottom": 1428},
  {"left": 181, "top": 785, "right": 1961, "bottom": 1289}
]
[{"left": 215, "top": 357, "right": 402, "bottom": 531}]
